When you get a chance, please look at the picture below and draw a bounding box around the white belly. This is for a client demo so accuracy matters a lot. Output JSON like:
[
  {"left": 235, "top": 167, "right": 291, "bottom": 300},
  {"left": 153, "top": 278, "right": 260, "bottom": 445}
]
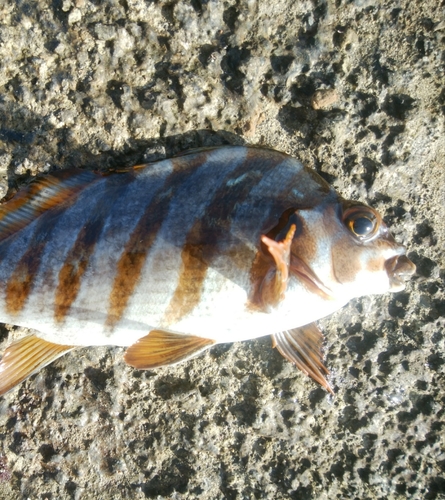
[{"left": 8, "top": 269, "right": 346, "bottom": 348}]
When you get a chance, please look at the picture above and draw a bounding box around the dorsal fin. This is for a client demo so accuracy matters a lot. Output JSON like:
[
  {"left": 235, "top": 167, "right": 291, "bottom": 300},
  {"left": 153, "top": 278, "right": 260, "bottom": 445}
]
[{"left": 0, "top": 169, "right": 99, "bottom": 243}]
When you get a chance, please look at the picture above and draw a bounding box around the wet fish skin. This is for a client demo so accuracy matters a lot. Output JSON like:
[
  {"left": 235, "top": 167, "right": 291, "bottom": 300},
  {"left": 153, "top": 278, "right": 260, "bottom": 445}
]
[{"left": 0, "top": 146, "right": 415, "bottom": 395}]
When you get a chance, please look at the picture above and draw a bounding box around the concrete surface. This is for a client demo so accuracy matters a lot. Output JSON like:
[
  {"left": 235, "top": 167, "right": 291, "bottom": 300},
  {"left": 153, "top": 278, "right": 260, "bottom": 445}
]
[{"left": 0, "top": 0, "right": 443, "bottom": 498}]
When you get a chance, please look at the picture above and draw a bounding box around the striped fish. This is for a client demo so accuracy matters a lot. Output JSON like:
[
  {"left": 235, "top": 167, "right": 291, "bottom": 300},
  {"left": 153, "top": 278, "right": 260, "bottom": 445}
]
[{"left": 0, "top": 146, "right": 415, "bottom": 395}]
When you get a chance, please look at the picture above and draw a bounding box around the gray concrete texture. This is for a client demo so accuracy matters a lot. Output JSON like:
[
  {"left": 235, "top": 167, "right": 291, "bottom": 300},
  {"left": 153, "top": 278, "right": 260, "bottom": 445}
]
[{"left": 0, "top": 0, "right": 444, "bottom": 498}]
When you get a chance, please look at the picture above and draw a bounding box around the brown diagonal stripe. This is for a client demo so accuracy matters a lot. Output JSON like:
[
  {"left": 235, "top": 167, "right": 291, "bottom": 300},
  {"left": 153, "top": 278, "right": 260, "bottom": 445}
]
[
  {"left": 6, "top": 240, "right": 49, "bottom": 316},
  {"left": 105, "top": 152, "right": 210, "bottom": 329},
  {"left": 54, "top": 178, "right": 135, "bottom": 323},
  {"left": 5, "top": 204, "right": 72, "bottom": 316},
  {"left": 162, "top": 242, "right": 209, "bottom": 325},
  {"left": 54, "top": 220, "right": 106, "bottom": 323},
  {"left": 163, "top": 148, "right": 284, "bottom": 325}
]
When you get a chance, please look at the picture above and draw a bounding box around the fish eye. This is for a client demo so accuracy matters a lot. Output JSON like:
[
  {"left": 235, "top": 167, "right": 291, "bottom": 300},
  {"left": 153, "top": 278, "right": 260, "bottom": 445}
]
[
  {"left": 349, "top": 216, "right": 373, "bottom": 236},
  {"left": 343, "top": 206, "right": 379, "bottom": 240}
]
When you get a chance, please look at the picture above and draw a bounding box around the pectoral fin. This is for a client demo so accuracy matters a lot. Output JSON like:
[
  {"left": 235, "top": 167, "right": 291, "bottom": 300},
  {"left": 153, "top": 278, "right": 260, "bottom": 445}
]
[
  {"left": 272, "top": 323, "right": 333, "bottom": 394},
  {"left": 259, "top": 224, "right": 296, "bottom": 309},
  {"left": 124, "top": 330, "right": 215, "bottom": 369},
  {"left": 0, "top": 335, "right": 75, "bottom": 396}
]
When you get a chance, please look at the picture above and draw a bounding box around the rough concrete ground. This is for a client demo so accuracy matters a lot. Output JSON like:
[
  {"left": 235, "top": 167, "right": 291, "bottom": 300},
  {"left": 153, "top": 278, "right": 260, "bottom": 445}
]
[{"left": 0, "top": 0, "right": 444, "bottom": 498}]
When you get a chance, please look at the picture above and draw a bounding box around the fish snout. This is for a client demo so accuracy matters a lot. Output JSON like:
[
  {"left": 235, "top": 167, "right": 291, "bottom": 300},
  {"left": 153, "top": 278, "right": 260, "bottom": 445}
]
[{"left": 385, "top": 254, "right": 416, "bottom": 291}]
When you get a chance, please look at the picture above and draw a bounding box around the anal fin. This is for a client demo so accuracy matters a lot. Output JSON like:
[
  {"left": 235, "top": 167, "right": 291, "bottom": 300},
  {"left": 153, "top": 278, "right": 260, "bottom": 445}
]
[
  {"left": 0, "top": 335, "right": 75, "bottom": 396},
  {"left": 124, "top": 330, "right": 215, "bottom": 369},
  {"left": 272, "top": 323, "right": 333, "bottom": 394}
]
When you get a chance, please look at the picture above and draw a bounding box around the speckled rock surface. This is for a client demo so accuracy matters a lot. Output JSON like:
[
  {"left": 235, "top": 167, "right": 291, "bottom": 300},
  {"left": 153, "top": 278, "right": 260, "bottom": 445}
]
[{"left": 0, "top": 0, "right": 444, "bottom": 498}]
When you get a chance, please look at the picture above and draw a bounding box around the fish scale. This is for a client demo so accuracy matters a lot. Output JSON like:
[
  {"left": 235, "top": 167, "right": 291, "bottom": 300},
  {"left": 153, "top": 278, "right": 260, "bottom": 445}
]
[{"left": 0, "top": 146, "right": 416, "bottom": 395}]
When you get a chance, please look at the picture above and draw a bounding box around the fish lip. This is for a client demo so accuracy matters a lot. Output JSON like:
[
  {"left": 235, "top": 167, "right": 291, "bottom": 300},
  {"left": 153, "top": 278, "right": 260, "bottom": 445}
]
[
  {"left": 386, "top": 254, "right": 416, "bottom": 291},
  {"left": 290, "top": 256, "right": 335, "bottom": 300}
]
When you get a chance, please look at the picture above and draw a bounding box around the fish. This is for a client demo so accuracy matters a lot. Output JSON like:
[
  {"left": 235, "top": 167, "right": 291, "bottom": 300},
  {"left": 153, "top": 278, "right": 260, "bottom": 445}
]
[{"left": 0, "top": 146, "right": 415, "bottom": 396}]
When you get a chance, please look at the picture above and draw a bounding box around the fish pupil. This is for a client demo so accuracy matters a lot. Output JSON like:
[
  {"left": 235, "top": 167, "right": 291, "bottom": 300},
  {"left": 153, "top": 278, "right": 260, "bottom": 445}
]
[{"left": 353, "top": 216, "right": 373, "bottom": 236}]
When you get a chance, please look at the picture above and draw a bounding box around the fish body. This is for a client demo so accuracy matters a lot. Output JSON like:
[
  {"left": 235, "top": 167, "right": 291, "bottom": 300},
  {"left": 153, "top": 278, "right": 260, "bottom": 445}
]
[{"left": 0, "top": 146, "right": 415, "bottom": 394}]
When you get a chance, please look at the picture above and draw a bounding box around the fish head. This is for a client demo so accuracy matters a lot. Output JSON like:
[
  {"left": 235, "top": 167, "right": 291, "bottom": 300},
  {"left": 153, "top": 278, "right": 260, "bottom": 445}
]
[{"left": 287, "top": 198, "right": 416, "bottom": 301}]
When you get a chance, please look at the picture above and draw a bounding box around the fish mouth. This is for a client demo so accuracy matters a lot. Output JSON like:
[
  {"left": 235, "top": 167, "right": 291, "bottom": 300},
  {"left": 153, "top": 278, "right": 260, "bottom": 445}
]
[
  {"left": 385, "top": 255, "right": 416, "bottom": 291},
  {"left": 290, "top": 256, "right": 335, "bottom": 300}
]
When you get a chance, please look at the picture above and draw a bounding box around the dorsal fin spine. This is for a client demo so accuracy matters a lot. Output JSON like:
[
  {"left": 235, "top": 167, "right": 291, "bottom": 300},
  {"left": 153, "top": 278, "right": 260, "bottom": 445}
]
[{"left": 0, "top": 170, "right": 99, "bottom": 243}]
